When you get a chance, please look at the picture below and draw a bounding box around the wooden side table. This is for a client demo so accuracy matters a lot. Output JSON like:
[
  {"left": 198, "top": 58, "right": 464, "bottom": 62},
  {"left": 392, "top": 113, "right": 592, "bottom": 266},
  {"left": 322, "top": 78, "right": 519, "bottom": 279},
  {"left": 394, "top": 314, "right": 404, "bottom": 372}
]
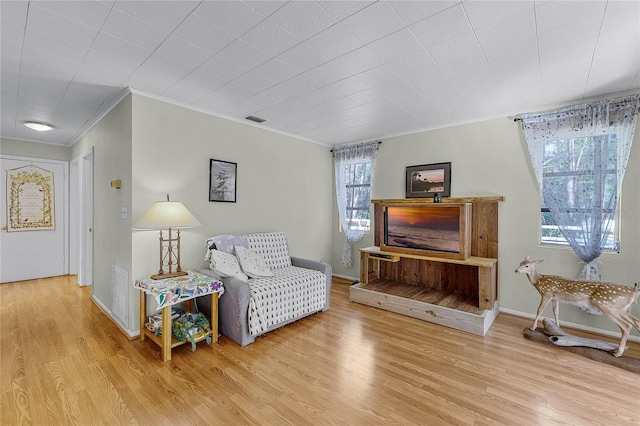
[{"left": 134, "top": 270, "right": 224, "bottom": 361}]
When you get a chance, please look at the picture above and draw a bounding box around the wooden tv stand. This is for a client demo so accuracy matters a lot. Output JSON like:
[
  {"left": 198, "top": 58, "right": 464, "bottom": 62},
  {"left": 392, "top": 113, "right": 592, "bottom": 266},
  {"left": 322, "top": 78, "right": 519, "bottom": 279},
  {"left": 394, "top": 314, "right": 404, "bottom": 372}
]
[{"left": 350, "top": 196, "right": 503, "bottom": 336}]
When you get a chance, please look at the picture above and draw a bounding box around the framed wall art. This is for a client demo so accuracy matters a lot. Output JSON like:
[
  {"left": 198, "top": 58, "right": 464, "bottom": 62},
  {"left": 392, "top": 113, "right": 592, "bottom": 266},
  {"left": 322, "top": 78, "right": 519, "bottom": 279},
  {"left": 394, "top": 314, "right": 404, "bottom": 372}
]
[
  {"left": 405, "top": 162, "right": 451, "bottom": 198},
  {"left": 7, "top": 165, "right": 55, "bottom": 231},
  {"left": 209, "top": 159, "right": 237, "bottom": 202}
]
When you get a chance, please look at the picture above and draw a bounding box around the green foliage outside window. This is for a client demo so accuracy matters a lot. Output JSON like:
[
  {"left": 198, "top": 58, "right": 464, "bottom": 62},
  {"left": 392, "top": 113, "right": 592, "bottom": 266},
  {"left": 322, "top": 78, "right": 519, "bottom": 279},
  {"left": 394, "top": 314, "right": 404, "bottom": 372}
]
[
  {"left": 540, "top": 135, "right": 619, "bottom": 251},
  {"left": 344, "top": 161, "right": 372, "bottom": 232}
]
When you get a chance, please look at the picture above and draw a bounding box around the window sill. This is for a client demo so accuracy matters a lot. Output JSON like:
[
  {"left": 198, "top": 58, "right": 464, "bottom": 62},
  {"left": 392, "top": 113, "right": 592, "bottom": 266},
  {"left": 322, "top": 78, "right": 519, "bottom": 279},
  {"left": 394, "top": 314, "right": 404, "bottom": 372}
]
[{"left": 538, "top": 242, "right": 619, "bottom": 255}]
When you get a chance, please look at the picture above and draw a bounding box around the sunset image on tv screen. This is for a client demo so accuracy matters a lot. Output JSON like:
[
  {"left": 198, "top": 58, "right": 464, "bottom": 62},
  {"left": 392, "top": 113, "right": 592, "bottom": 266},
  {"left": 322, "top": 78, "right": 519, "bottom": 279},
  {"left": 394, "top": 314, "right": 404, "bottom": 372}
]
[{"left": 386, "top": 206, "right": 460, "bottom": 252}]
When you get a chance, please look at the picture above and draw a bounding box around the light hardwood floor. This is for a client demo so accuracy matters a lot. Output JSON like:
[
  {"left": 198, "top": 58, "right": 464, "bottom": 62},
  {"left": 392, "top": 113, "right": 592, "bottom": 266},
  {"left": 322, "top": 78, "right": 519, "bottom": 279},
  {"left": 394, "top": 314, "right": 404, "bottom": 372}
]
[{"left": 1, "top": 275, "right": 639, "bottom": 425}]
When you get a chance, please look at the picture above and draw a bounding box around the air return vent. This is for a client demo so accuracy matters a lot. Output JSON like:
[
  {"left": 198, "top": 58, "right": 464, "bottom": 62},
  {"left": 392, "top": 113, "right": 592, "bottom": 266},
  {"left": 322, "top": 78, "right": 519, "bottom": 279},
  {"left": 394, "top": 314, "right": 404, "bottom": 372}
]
[
  {"left": 112, "top": 264, "right": 128, "bottom": 326},
  {"left": 245, "top": 115, "right": 266, "bottom": 123}
]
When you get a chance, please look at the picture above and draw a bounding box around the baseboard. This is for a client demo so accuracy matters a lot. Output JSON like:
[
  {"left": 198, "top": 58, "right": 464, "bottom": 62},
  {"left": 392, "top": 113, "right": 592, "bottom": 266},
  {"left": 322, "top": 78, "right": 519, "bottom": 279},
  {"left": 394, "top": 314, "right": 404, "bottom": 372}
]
[
  {"left": 332, "top": 273, "right": 359, "bottom": 282},
  {"left": 499, "top": 307, "right": 640, "bottom": 343},
  {"left": 91, "top": 295, "right": 139, "bottom": 340}
]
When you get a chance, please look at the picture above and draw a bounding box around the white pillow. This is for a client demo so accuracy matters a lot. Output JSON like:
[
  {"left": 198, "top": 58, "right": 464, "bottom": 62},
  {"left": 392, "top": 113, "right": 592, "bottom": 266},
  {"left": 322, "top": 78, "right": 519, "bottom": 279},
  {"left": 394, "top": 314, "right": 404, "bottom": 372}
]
[
  {"left": 209, "top": 249, "right": 248, "bottom": 281},
  {"left": 235, "top": 246, "right": 274, "bottom": 278}
]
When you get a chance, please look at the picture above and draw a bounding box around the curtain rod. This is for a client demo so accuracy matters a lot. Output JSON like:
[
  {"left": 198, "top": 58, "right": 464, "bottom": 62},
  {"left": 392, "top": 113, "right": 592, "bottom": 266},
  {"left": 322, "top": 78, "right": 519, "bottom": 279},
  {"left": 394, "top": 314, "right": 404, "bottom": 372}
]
[
  {"left": 514, "top": 106, "right": 640, "bottom": 123},
  {"left": 513, "top": 94, "right": 640, "bottom": 123},
  {"left": 330, "top": 140, "right": 381, "bottom": 152}
]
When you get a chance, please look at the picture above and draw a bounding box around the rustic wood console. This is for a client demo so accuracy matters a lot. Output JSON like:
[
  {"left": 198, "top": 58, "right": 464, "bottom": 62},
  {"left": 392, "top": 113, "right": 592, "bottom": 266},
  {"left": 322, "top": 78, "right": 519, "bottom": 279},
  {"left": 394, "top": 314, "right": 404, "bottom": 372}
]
[{"left": 350, "top": 196, "right": 503, "bottom": 335}]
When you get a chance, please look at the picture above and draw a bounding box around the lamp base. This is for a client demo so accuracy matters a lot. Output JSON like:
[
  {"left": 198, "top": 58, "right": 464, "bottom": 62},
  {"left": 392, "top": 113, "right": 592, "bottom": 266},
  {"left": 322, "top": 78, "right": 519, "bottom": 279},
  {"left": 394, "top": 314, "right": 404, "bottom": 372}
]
[{"left": 151, "top": 270, "right": 188, "bottom": 280}]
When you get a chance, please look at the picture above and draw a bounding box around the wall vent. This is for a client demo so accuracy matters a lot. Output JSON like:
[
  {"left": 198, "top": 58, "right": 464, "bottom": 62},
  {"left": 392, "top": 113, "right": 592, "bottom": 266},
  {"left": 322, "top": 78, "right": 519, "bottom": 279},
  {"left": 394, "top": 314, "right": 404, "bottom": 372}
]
[
  {"left": 111, "top": 264, "right": 129, "bottom": 327},
  {"left": 245, "top": 115, "right": 266, "bottom": 123}
]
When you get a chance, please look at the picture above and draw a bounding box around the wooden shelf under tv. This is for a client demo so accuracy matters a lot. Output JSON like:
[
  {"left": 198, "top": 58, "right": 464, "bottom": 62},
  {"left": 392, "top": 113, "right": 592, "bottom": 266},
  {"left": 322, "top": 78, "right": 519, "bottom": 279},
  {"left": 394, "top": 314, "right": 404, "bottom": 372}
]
[{"left": 350, "top": 196, "right": 503, "bottom": 336}]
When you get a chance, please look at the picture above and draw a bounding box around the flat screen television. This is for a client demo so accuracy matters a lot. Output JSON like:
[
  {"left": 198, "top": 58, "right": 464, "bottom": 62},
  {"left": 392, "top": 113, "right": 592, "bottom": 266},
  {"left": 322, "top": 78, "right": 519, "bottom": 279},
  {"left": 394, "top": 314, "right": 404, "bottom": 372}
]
[{"left": 381, "top": 203, "right": 471, "bottom": 260}]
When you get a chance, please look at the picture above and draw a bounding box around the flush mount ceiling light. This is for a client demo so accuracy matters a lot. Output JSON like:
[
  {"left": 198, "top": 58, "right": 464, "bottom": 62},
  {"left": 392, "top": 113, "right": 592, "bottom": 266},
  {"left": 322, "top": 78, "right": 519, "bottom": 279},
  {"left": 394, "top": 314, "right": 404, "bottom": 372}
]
[{"left": 24, "top": 121, "right": 53, "bottom": 132}]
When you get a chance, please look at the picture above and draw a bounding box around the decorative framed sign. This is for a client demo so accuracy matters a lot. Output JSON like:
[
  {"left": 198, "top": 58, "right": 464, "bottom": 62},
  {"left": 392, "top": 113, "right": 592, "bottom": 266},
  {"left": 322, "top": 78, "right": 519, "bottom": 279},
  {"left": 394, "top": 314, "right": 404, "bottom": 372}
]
[
  {"left": 209, "top": 159, "right": 237, "bottom": 203},
  {"left": 405, "top": 162, "right": 451, "bottom": 198},
  {"left": 7, "top": 166, "right": 55, "bottom": 231}
]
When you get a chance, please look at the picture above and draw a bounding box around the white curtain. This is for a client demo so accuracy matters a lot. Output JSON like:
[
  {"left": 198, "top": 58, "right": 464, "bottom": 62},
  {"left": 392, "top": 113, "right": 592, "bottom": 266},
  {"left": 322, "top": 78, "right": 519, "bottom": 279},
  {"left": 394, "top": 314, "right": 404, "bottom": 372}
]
[
  {"left": 519, "top": 94, "right": 639, "bottom": 279},
  {"left": 333, "top": 142, "right": 379, "bottom": 267}
]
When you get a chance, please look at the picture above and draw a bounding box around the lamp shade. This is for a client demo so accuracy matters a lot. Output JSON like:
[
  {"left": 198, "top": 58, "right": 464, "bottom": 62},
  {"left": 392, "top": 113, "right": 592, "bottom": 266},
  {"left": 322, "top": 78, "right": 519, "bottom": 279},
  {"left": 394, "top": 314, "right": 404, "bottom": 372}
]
[{"left": 132, "top": 201, "right": 202, "bottom": 230}]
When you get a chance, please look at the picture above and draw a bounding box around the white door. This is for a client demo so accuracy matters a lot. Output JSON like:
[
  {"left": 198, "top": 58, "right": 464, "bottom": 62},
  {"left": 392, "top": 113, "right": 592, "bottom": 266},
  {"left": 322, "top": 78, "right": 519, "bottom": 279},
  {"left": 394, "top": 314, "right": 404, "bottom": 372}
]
[{"left": 0, "top": 156, "right": 68, "bottom": 283}]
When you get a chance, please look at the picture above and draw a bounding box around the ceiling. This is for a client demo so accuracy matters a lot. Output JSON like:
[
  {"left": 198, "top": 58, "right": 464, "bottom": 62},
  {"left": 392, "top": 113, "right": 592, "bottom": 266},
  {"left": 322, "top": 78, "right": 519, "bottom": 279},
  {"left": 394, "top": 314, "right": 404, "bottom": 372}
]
[{"left": 2, "top": 1, "right": 639, "bottom": 147}]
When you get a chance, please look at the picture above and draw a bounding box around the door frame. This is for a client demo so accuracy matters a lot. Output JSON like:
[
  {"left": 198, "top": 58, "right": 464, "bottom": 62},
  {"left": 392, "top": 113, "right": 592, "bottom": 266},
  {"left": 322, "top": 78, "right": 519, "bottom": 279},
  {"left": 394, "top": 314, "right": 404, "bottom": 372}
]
[
  {"left": 75, "top": 147, "right": 94, "bottom": 287},
  {"left": 69, "top": 157, "right": 79, "bottom": 276}
]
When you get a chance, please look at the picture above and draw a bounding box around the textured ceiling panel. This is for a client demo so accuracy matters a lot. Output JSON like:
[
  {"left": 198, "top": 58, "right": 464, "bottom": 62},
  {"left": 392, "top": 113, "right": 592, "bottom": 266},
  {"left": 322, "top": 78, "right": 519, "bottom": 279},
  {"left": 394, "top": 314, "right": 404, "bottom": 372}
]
[{"left": 1, "top": 0, "right": 639, "bottom": 147}]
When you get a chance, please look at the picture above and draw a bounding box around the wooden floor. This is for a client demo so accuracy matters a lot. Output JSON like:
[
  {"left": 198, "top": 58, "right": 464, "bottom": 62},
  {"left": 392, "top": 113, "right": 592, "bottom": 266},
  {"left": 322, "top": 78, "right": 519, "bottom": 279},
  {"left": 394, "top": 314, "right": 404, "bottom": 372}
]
[{"left": 1, "top": 275, "right": 639, "bottom": 425}]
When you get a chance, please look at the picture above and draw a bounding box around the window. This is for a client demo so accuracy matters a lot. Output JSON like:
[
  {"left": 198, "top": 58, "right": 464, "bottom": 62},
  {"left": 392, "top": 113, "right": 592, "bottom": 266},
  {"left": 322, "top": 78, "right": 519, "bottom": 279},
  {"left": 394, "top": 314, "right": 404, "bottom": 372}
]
[
  {"left": 519, "top": 95, "right": 638, "bottom": 279},
  {"left": 333, "top": 141, "right": 379, "bottom": 267},
  {"left": 539, "top": 135, "right": 619, "bottom": 251},
  {"left": 342, "top": 161, "right": 373, "bottom": 232}
]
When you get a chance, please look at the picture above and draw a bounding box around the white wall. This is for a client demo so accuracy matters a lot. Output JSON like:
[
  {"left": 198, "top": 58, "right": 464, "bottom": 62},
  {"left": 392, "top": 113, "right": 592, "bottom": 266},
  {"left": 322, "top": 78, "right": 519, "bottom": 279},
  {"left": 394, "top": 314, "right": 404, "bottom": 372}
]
[
  {"left": 71, "top": 95, "right": 134, "bottom": 328},
  {"left": 1, "top": 137, "right": 70, "bottom": 161},
  {"left": 130, "top": 94, "right": 334, "bottom": 324},
  {"left": 332, "top": 116, "right": 640, "bottom": 337}
]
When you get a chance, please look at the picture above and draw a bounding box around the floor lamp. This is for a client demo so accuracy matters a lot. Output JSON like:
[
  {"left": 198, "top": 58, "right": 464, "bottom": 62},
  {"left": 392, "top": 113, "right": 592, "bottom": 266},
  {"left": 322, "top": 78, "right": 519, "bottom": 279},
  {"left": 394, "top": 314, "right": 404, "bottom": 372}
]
[{"left": 133, "top": 195, "right": 202, "bottom": 280}]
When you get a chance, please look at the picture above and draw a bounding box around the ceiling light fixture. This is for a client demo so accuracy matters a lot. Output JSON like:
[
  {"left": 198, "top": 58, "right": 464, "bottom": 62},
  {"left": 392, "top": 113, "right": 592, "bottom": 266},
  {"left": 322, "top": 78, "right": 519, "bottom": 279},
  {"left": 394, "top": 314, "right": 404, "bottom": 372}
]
[{"left": 24, "top": 121, "right": 53, "bottom": 132}]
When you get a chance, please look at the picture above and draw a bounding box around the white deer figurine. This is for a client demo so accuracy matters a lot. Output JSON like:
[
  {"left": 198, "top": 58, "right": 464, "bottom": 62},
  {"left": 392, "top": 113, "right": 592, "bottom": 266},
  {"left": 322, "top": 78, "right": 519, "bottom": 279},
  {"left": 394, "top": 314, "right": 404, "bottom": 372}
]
[{"left": 515, "top": 256, "right": 640, "bottom": 357}]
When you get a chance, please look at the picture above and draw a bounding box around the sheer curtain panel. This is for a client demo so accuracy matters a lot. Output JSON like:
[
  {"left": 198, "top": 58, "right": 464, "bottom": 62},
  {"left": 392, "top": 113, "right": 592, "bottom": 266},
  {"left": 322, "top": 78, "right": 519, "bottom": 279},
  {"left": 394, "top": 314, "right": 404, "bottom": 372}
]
[
  {"left": 519, "top": 94, "right": 640, "bottom": 279},
  {"left": 333, "top": 142, "right": 379, "bottom": 267}
]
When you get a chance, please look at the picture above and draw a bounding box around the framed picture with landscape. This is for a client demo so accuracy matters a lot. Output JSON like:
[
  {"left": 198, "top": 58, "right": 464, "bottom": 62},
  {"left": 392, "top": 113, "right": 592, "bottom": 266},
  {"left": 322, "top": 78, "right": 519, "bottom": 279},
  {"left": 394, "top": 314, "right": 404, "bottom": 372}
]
[
  {"left": 405, "top": 162, "right": 451, "bottom": 198},
  {"left": 209, "top": 159, "right": 237, "bottom": 202}
]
